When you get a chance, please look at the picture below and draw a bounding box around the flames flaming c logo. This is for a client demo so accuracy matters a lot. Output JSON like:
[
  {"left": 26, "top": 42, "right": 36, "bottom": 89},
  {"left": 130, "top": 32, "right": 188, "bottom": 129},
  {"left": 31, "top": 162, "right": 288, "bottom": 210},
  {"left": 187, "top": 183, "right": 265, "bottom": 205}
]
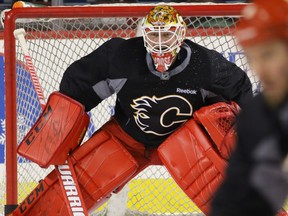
[{"left": 131, "top": 95, "right": 193, "bottom": 136}]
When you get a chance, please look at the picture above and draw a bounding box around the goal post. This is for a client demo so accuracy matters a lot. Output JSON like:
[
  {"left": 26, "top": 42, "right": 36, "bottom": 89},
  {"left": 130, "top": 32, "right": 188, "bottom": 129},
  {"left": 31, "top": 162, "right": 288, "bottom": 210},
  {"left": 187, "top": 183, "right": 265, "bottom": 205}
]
[{"left": 4, "top": 3, "right": 254, "bottom": 216}]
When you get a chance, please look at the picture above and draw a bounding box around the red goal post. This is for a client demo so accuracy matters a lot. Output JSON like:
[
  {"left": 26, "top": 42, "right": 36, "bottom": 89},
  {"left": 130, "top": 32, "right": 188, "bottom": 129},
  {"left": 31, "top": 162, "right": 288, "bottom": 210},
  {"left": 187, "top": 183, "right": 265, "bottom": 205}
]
[{"left": 4, "top": 3, "right": 254, "bottom": 216}]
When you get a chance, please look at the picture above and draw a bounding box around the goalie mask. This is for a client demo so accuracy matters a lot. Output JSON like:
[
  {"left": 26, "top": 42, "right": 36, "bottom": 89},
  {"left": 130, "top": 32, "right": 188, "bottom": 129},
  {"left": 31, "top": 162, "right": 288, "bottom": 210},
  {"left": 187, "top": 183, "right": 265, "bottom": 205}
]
[{"left": 142, "top": 5, "right": 187, "bottom": 72}]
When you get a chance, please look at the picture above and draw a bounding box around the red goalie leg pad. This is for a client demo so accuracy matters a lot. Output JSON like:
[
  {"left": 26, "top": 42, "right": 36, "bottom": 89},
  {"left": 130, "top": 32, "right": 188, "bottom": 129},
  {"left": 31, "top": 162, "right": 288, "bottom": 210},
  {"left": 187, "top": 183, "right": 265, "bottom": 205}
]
[
  {"left": 17, "top": 92, "right": 90, "bottom": 168},
  {"left": 10, "top": 171, "right": 63, "bottom": 216},
  {"left": 158, "top": 119, "right": 227, "bottom": 215},
  {"left": 11, "top": 130, "right": 139, "bottom": 216},
  {"left": 71, "top": 130, "right": 139, "bottom": 211}
]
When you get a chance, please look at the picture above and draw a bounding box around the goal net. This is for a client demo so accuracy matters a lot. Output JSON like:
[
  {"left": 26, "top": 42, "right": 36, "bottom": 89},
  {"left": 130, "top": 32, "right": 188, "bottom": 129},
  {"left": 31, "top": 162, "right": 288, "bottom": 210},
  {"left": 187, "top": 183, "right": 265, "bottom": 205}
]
[{"left": 4, "top": 3, "right": 256, "bottom": 216}]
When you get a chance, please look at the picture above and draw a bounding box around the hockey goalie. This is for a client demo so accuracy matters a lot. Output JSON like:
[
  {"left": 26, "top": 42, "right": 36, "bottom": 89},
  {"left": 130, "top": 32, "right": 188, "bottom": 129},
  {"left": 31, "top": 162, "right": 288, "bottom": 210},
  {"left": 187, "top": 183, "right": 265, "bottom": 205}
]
[{"left": 11, "top": 5, "right": 256, "bottom": 216}]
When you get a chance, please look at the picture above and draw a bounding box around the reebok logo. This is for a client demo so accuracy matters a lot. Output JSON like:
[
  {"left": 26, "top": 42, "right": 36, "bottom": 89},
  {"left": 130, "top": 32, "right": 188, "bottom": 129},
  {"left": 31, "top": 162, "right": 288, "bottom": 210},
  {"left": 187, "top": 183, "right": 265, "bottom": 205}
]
[{"left": 176, "top": 88, "right": 197, "bottom": 95}]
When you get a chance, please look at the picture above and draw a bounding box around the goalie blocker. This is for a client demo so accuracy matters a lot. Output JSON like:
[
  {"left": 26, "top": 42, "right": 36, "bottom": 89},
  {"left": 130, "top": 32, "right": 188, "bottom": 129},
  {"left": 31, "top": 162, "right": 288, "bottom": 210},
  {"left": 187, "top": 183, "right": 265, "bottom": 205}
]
[
  {"left": 17, "top": 92, "right": 90, "bottom": 168},
  {"left": 13, "top": 100, "right": 239, "bottom": 215}
]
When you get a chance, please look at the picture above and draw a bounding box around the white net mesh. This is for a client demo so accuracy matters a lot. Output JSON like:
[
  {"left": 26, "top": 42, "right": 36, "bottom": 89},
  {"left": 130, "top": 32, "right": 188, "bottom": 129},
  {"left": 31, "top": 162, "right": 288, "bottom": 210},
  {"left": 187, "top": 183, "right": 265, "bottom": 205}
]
[{"left": 4, "top": 4, "right": 257, "bottom": 216}]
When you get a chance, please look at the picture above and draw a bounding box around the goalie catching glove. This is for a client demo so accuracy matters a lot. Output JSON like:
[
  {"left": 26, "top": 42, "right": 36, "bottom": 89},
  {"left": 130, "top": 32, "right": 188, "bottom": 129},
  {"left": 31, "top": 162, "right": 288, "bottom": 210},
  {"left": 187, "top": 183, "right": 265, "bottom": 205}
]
[
  {"left": 17, "top": 92, "right": 90, "bottom": 168},
  {"left": 193, "top": 101, "right": 240, "bottom": 160}
]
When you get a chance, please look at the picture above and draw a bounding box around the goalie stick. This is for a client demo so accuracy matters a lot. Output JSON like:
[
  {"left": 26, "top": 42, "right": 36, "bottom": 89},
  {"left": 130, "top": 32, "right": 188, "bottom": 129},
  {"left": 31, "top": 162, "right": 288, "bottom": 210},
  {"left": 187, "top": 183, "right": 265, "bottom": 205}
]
[
  {"left": 13, "top": 28, "right": 46, "bottom": 109},
  {"left": 13, "top": 28, "right": 88, "bottom": 216}
]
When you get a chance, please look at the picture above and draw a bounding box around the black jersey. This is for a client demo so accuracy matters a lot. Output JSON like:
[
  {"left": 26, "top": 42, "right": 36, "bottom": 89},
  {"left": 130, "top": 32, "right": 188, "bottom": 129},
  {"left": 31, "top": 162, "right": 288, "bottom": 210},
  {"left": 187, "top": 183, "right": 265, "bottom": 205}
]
[
  {"left": 59, "top": 37, "right": 252, "bottom": 147},
  {"left": 210, "top": 95, "right": 288, "bottom": 216}
]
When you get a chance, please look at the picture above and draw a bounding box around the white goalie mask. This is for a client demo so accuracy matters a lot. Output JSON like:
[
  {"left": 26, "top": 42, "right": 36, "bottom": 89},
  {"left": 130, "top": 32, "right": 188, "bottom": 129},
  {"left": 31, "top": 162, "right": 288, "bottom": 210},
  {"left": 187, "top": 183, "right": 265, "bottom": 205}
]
[{"left": 141, "top": 5, "right": 187, "bottom": 72}]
